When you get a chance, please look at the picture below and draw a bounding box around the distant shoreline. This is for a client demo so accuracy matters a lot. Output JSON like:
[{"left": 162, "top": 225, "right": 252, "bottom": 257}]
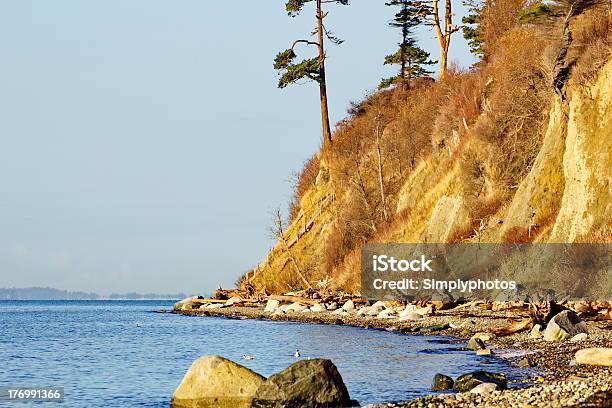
[{"left": 0, "top": 287, "right": 192, "bottom": 301}]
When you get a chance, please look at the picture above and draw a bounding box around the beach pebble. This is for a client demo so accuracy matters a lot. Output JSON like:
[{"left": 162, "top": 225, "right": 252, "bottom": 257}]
[{"left": 264, "top": 299, "right": 280, "bottom": 313}]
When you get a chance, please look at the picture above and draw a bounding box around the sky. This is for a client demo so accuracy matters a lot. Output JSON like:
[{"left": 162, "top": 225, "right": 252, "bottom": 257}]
[{"left": 0, "top": 1, "right": 476, "bottom": 295}]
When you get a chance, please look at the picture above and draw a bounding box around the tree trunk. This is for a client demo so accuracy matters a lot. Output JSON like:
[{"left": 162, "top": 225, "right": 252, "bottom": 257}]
[
  {"left": 316, "top": 0, "right": 332, "bottom": 145},
  {"left": 375, "top": 117, "right": 388, "bottom": 221},
  {"left": 432, "top": 0, "right": 452, "bottom": 79}
]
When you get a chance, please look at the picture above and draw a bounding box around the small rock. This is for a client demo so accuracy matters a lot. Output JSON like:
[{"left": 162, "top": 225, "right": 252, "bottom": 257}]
[
  {"left": 331, "top": 308, "right": 348, "bottom": 316},
  {"left": 341, "top": 300, "right": 355, "bottom": 312},
  {"left": 225, "top": 296, "right": 243, "bottom": 306},
  {"left": 310, "top": 303, "right": 325, "bottom": 313},
  {"left": 469, "top": 382, "right": 499, "bottom": 395},
  {"left": 543, "top": 310, "right": 587, "bottom": 342},
  {"left": 399, "top": 312, "right": 422, "bottom": 321},
  {"left": 285, "top": 302, "right": 308, "bottom": 313},
  {"left": 367, "top": 306, "right": 383, "bottom": 316},
  {"left": 357, "top": 306, "right": 370, "bottom": 316},
  {"left": 431, "top": 374, "right": 454, "bottom": 391},
  {"left": 415, "top": 306, "right": 433, "bottom": 316},
  {"left": 377, "top": 309, "right": 396, "bottom": 319},
  {"left": 371, "top": 300, "right": 386, "bottom": 309},
  {"left": 476, "top": 349, "right": 493, "bottom": 356},
  {"left": 570, "top": 333, "right": 588, "bottom": 342},
  {"left": 206, "top": 304, "right": 222, "bottom": 309},
  {"left": 518, "top": 357, "right": 533, "bottom": 368},
  {"left": 326, "top": 302, "right": 338, "bottom": 311},
  {"left": 467, "top": 336, "right": 486, "bottom": 351},
  {"left": 264, "top": 299, "right": 280, "bottom": 313},
  {"left": 453, "top": 371, "right": 507, "bottom": 392},
  {"left": 529, "top": 324, "right": 542, "bottom": 339},
  {"left": 271, "top": 309, "right": 285, "bottom": 317},
  {"left": 575, "top": 348, "right": 612, "bottom": 367}
]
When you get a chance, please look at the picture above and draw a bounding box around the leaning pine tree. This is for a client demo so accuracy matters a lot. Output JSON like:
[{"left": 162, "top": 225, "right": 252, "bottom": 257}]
[
  {"left": 380, "top": 0, "right": 435, "bottom": 89},
  {"left": 274, "top": 0, "right": 349, "bottom": 145}
]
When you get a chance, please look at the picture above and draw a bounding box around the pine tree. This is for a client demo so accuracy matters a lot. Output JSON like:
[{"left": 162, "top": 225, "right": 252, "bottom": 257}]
[
  {"left": 274, "top": 0, "right": 350, "bottom": 145},
  {"left": 380, "top": 0, "right": 435, "bottom": 88}
]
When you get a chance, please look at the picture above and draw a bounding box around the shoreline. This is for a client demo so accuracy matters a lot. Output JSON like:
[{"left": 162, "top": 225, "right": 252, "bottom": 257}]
[{"left": 174, "top": 304, "right": 612, "bottom": 407}]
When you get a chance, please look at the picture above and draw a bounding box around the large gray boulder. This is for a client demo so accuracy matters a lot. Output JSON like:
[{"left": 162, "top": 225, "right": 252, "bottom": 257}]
[
  {"left": 251, "top": 359, "right": 354, "bottom": 408},
  {"left": 543, "top": 310, "right": 588, "bottom": 342},
  {"left": 171, "top": 355, "right": 265, "bottom": 408}
]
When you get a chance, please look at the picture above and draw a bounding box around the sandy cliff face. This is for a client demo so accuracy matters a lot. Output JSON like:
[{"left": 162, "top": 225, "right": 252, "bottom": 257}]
[{"left": 249, "top": 60, "right": 611, "bottom": 293}]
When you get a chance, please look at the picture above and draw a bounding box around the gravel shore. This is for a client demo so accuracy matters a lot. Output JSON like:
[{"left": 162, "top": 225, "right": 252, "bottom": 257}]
[{"left": 175, "top": 304, "right": 612, "bottom": 407}]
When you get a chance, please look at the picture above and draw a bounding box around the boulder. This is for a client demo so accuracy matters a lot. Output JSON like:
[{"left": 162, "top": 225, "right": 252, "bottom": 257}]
[
  {"left": 575, "top": 348, "right": 612, "bottom": 367},
  {"left": 453, "top": 371, "right": 507, "bottom": 392},
  {"left": 431, "top": 374, "right": 454, "bottom": 391},
  {"left": 469, "top": 382, "right": 499, "bottom": 395},
  {"left": 341, "top": 300, "right": 355, "bottom": 312},
  {"left": 171, "top": 355, "right": 265, "bottom": 408},
  {"left": 251, "top": 359, "right": 353, "bottom": 408},
  {"left": 264, "top": 300, "right": 280, "bottom": 313},
  {"left": 543, "top": 310, "right": 588, "bottom": 342}
]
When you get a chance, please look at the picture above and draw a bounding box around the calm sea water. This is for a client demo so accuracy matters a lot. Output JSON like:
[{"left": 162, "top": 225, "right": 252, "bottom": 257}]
[{"left": 0, "top": 301, "right": 528, "bottom": 407}]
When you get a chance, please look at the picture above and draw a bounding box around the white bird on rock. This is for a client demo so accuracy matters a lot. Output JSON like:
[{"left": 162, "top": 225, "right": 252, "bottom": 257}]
[
  {"left": 242, "top": 354, "right": 255, "bottom": 360},
  {"left": 294, "top": 349, "right": 300, "bottom": 358}
]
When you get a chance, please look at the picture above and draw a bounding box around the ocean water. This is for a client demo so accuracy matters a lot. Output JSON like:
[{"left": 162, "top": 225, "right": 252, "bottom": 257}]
[{"left": 0, "top": 301, "right": 528, "bottom": 407}]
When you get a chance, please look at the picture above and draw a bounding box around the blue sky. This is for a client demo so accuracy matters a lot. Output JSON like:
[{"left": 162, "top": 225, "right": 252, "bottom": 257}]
[{"left": 0, "top": 1, "right": 476, "bottom": 294}]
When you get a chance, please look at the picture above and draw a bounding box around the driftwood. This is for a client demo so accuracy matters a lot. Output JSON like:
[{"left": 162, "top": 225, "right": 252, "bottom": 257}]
[
  {"left": 491, "top": 318, "right": 533, "bottom": 336},
  {"left": 192, "top": 298, "right": 227, "bottom": 304},
  {"left": 268, "top": 295, "right": 318, "bottom": 306}
]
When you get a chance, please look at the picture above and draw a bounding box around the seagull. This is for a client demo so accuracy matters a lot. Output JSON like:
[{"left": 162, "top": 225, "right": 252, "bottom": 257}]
[
  {"left": 242, "top": 354, "right": 255, "bottom": 361},
  {"left": 294, "top": 349, "right": 300, "bottom": 358}
]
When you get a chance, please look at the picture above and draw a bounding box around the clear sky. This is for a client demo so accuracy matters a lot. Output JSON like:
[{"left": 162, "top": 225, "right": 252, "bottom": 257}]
[{"left": 0, "top": 1, "right": 476, "bottom": 295}]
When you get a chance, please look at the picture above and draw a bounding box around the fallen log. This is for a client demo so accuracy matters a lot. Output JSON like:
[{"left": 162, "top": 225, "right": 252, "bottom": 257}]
[
  {"left": 490, "top": 318, "right": 533, "bottom": 336},
  {"left": 192, "top": 298, "right": 227, "bottom": 304},
  {"left": 267, "top": 295, "right": 318, "bottom": 306}
]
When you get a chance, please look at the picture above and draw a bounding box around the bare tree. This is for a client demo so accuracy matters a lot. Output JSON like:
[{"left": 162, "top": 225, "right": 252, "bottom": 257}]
[{"left": 269, "top": 208, "right": 312, "bottom": 289}]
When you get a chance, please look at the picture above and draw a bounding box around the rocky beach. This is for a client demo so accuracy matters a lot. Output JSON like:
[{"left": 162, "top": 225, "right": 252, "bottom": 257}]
[{"left": 173, "top": 296, "right": 612, "bottom": 407}]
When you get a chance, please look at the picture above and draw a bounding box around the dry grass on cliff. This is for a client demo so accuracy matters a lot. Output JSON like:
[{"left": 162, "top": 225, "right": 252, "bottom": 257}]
[{"left": 250, "top": 4, "right": 611, "bottom": 294}]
